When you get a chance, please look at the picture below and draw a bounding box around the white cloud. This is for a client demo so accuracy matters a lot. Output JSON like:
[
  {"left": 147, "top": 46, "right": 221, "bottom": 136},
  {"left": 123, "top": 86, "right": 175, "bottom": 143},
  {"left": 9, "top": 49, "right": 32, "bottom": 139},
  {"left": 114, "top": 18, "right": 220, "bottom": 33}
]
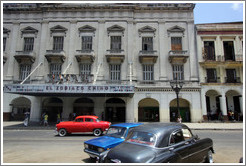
[{"left": 231, "top": 3, "right": 243, "bottom": 11}]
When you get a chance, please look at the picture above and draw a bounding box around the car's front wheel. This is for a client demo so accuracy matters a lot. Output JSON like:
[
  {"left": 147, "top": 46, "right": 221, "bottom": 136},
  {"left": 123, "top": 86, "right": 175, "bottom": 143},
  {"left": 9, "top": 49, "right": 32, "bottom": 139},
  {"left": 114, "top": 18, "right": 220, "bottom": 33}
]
[
  {"left": 93, "top": 128, "right": 102, "bottom": 136},
  {"left": 205, "top": 150, "right": 213, "bottom": 163},
  {"left": 58, "top": 128, "right": 67, "bottom": 137}
]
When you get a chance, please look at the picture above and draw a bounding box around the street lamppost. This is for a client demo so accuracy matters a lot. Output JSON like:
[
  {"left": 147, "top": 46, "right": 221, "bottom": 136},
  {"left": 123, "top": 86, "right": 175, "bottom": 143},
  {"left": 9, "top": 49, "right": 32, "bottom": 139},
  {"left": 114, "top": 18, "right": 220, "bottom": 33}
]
[{"left": 170, "top": 76, "right": 184, "bottom": 118}]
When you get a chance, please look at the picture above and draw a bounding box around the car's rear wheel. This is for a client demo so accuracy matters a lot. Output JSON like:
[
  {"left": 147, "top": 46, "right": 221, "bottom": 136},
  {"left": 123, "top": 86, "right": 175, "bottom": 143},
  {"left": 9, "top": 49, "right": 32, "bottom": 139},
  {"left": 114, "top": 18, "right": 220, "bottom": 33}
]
[
  {"left": 205, "top": 150, "right": 213, "bottom": 163},
  {"left": 93, "top": 128, "right": 102, "bottom": 136},
  {"left": 58, "top": 128, "right": 67, "bottom": 137}
]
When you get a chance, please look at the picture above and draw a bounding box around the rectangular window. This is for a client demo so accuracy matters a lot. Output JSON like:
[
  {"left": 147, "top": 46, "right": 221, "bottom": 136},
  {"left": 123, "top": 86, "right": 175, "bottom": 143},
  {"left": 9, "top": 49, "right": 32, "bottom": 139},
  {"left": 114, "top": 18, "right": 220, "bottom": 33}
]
[
  {"left": 19, "top": 64, "right": 31, "bottom": 81},
  {"left": 206, "top": 68, "right": 217, "bottom": 83},
  {"left": 143, "top": 64, "right": 154, "bottom": 81},
  {"left": 172, "top": 65, "right": 184, "bottom": 80},
  {"left": 50, "top": 63, "right": 62, "bottom": 75},
  {"left": 53, "top": 36, "right": 64, "bottom": 51},
  {"left": 3, "top": 37, "right": 6, "bottom": 51},
  {"left": 204, "top": 41, "right": 215, "bottom": 60},
  {"left": 110, "top": 64, "right": 121, "bottom": 81},
  {"left": 82, "top": 36, "right": 92, "bottom": 51},
  {"left": 142, "top": 37, "right": 153, "bottom": 51},
  {"left": 23, "top": 37, "right": 34, "bottom": 52},
  {"left": 223, "top": 41, "right": 235, "bottom": 61},
  {"left": 110, "top": 36, "right": 121, "bottom": 51},
  {"left": 80, "top": 63, "right": 91, "bottom": 82},
  {"left": 171, "top": 37, "right": 182, "bottom": 51},
  {"left": 226, "top": 69, "right": 237, "bottom": 83}
]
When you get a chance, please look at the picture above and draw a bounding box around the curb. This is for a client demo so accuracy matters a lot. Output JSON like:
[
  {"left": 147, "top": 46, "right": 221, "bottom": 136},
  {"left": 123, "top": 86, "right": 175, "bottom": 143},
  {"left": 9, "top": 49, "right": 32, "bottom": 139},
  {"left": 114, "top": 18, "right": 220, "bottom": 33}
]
[{"left": 3, "top": 127, "right": 243, "bottom": 131}]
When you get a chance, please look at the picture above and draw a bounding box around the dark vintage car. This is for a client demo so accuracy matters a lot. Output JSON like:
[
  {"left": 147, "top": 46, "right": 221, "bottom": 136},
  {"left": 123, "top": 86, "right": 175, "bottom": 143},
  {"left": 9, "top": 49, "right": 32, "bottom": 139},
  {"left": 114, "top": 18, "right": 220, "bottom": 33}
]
[{"left": 104, "top": 123, "right": 214, "bottom": 163}]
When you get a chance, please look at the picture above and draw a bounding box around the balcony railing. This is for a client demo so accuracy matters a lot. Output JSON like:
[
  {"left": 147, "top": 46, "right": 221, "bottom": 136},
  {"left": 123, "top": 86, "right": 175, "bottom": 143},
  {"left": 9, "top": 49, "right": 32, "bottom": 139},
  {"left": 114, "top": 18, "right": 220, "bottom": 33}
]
[
  {"left": 76, "top": 49, "right": 94, "bottom": 54},
  {"left": 225, "top": 77, "right": 241, "bottom": 83},
  {"left": 169, "top": 50, "right": 188, "bottom": 56},
  {"left": 139, "top": 50, "right": 157, "bottom": 55},
  {"left": 205, "top": 77, "right": 220, "bottom": 83},
  {"left": 106, "top": 49, "right": 124, "bottom": 54},
  {"left": 46, "top": 74, "right": 94, "bottom": 84}
]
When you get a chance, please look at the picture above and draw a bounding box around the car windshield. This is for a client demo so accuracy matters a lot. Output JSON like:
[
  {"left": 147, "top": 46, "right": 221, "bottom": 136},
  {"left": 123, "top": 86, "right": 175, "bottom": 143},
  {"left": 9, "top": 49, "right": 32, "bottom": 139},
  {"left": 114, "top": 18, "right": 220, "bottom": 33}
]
[
  {"left": 126, "top": 131, "right": 156, "bottom": 147},
  {"left": 106, "top": 126, "right": 126, "bottom": 138},
  {"left": 95, "top": 118, "right": 100, "bottom": 122}
]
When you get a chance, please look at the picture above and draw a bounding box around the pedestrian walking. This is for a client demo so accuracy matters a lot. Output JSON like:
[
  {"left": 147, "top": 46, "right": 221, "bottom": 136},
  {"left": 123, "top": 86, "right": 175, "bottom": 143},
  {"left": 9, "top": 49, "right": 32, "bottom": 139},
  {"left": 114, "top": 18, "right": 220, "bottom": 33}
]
[
  {"left": 40, "top": 112, "right": 45, "bottom": 125},
  {"left": 44, "top": 113, "right": 48, "bottom": 126},
  {"left": 23, "top": 111, "right": 30, "bottom": 127}
]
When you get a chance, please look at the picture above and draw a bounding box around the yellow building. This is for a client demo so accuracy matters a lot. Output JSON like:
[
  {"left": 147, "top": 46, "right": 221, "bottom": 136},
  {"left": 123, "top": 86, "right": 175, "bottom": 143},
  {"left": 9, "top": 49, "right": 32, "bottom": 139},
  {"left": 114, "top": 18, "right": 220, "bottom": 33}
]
[{"left": 196, "top": 22, "right": 243, "bottom": 121}]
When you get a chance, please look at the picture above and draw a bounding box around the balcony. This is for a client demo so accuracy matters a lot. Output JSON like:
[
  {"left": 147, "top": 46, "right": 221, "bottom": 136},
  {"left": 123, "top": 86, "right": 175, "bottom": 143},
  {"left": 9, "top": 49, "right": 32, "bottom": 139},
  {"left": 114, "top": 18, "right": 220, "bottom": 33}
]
[
  {"left": 46, "top": 74, "right": 94, "bottom": 84},
  {"left": 75, "top": 50, "right": 95, "bottom": 63},
  {"left": 45, "top": 50, "right": 66, "bottom": 63},
  {"left": 139, "top": 50, "right": 158, "bottom": 64},
  {"left": 204, "top": 77, "right": 220, "bottom": 83},
  {"left": 225, "top": 77, "right": 241, "bottom": 83},
  {"left": 168, "top": 50, "right": 188, "bottom": 63},
  {"left": 105, "top": 49, "right": 125, "bottom": 63},
  {"left": 14, "top": 51, "right": 36, "bottom": 63}
]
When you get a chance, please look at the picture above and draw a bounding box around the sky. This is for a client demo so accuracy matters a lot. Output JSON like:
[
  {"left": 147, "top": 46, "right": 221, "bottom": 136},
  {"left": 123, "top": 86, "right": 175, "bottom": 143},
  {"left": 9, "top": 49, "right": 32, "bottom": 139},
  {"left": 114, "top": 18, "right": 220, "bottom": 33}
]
[{"left": 194, "top": 2, "right": 244, "bottom": 24}]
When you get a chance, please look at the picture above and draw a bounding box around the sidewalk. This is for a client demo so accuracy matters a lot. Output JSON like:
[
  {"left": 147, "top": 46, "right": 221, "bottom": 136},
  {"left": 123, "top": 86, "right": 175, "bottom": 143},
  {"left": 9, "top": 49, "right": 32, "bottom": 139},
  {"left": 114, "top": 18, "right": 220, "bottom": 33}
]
[{"left": 2, "top": 121, "right": 244, "bottom": 130}]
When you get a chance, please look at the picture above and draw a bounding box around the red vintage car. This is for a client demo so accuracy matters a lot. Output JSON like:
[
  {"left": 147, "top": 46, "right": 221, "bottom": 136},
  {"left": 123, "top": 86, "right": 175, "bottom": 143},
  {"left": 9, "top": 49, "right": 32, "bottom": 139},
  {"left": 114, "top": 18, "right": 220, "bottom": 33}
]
[{"left": 55, "top": 115, "right": 111, "bottom": 137}]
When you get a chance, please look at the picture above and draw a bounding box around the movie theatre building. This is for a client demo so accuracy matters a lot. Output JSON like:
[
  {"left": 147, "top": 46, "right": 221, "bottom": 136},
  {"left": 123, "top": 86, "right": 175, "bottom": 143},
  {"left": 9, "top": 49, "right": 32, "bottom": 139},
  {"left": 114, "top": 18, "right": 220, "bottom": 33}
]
[{"left": 3, "top": 3, "right": 202, "bottom": 123}]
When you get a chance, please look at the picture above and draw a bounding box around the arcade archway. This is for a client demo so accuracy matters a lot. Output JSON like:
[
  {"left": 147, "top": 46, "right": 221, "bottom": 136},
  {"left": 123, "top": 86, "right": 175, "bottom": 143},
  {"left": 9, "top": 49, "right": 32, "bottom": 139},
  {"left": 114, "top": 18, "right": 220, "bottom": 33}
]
[
  {"left": 138, "top": 98, "right": 159, "bottom": 122},
  {"left": 10, "top": 97, "right": 31, "bottom": 121},
  {"left": 170, "top": 98, "right": 190, "bottom": 122},
  {"left": 43, "top": 97, "right": 63, "bottom": 123},
  {"left": 205, "top": 90, "right": 221, "bottom": 121},
  {"left": 105, "top": 98, "right": 125, "bottom": 122},
  {"left": 73, "top": 98, "right": 94, "bottom": 116}
]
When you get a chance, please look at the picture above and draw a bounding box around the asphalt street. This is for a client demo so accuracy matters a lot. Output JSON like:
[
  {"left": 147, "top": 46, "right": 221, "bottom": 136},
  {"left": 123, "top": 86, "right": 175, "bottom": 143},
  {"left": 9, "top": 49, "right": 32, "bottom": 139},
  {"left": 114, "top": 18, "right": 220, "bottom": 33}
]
[{"left": 2, "top": 129, "right": 243, "bottom": 163}]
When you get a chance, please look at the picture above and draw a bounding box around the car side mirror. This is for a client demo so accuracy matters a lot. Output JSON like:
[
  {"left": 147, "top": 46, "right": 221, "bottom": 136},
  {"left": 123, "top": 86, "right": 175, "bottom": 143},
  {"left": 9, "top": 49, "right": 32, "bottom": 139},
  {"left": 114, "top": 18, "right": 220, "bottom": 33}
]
[{"left": 194, "top": 135, "right": 199, "bottom": 140}]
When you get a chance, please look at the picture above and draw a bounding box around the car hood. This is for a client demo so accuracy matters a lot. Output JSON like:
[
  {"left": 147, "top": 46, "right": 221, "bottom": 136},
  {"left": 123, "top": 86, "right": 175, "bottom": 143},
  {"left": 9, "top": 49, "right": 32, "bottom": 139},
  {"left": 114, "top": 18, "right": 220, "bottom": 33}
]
[
  {"left": 85, "top": 136, "right": 124, "bottom": 149},
  {"left": 106, "top": 142, "right": 156, "bottom": 163}
]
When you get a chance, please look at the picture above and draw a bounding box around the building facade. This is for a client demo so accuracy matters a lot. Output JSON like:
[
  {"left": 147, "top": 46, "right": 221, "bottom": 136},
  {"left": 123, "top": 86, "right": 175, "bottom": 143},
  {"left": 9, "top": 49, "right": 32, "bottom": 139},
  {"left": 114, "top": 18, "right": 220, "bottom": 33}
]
[
  {"left": 196, "top": 22, "right": 243, "bottom": 121},
  {"left": 2, "top": 3, "right": 207, "bottom": 123}
]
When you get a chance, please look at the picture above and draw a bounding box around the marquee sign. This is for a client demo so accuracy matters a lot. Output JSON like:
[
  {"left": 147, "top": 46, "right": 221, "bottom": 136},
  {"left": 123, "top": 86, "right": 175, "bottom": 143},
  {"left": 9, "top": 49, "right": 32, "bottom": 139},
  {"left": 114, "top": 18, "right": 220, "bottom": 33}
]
[{"left": 3, "top": 84, "right": 135, "bottom": 95}]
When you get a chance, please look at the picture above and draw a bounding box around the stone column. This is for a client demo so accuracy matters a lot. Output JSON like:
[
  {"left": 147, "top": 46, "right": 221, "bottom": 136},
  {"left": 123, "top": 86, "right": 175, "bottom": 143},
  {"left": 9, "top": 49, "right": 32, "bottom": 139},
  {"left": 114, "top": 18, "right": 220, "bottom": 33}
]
[
  {"left": 66, "top": 20, "right": 77, "bottom": 74},
  {"left": 159, "top": 21, "right": 167, "bottom": 81},
  {"left": 187, "top": 21, "right": 198, "bottom": 81},
  {"left": 30, "top": 97, "right": 42, "bottom": 122},
  {"left": 94, "top": 97, "right": 105, "bottom": 119},
  {"left": 125, "top": 97, "right": 135, "bottom": 123},
  {"left": 160, "top": 93, "right": 169, "bottom": 122},
  {"left": 239, "top": 95, "right": 243, "bottom": 115},
  {"left": 6, "top": 21, "right": 20, "bottom": 80},
  {"left": 96, "top": 20, "right": 106, "bottom": 81},
  {"left": 36, "top": 20, "right": 49, "bottom": 81},
  {"left": 63, "top": 98, "right": 74, "bottom": 121},
  {"left": 201, "top": 89, "right": 208, "bottom": 121},
  {"left": 219, "top": 94, "right": 228, "bottom": 121},
  {"left": 127, "top": 20, "right": 135, "bottom": 82}
]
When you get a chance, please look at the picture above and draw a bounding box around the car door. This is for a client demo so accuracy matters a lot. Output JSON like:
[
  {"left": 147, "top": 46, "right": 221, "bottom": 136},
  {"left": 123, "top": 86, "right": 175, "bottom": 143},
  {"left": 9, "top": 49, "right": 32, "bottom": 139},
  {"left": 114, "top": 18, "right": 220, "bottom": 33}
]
[
  {"left": 181, "top": 128, "right": 203, "bottom": 163},
  {"left": 84, "top": 118, "right": 94, "bottom": 132},
  {"left": 73, "top": 117, "right": 86, "bottom": 132},
  {"left": 168, "top": 129, "right": 193, "bottom": 163}
]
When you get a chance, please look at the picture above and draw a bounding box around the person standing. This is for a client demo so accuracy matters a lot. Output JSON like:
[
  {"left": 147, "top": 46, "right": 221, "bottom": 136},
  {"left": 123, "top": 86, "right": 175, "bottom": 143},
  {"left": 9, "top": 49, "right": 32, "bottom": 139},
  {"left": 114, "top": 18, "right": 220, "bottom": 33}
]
[
  {"left": 44, "top": 113, "right": 48, "bottom": 126},
  {"left": 177, "top": 115, "right": 182, "bottom": 123},
  {"left": 57, "top": 112, "right": 61, "bottom": 124}
]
